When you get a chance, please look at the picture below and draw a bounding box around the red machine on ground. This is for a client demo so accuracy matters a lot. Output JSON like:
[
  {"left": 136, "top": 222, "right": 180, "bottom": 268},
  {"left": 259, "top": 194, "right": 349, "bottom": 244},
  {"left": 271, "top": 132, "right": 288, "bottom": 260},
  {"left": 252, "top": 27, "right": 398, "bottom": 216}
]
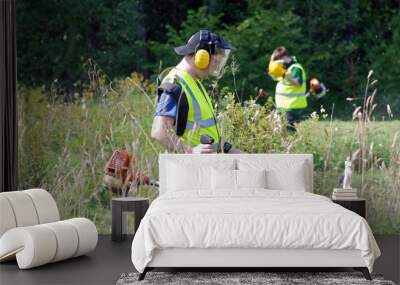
[{"left": 103, "top": 150, "right": 158, "bottom": 196}]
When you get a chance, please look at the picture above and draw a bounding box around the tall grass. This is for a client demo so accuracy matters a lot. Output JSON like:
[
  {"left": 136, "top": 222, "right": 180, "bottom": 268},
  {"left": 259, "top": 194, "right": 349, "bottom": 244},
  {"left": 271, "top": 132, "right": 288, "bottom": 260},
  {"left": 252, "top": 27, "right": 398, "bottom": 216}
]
[
  {"left": 18, "top": 70, "right": 161, "bottom": 233},
  {"left": 218, "top": 69, "right": 399, "bottom": 234},
  {"left": 18, "top": 65, "right": 399, "bottom": 234}
]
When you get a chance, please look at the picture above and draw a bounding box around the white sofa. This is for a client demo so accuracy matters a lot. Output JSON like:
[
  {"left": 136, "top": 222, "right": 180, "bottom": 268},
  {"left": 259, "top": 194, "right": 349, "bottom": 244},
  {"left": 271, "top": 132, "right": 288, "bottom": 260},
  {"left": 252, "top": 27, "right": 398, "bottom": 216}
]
[{"left": 0, "top": 189, "right": 98, "bottom": 269}]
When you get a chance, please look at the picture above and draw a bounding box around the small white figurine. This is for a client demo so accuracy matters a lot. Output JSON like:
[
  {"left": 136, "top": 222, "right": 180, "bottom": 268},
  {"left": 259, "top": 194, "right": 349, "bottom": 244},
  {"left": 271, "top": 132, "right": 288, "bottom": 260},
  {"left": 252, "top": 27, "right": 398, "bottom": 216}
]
[{"left": 343, "top": 157, "right": 352, "bottom": 189}]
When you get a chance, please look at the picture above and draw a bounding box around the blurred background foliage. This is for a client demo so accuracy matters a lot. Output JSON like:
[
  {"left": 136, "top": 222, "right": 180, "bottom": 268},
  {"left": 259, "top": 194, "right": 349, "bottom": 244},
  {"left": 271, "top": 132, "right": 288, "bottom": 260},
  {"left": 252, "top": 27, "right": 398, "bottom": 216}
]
[
  {"left": 17, "top": 70, "right": 400, "bottom": 234},
  {"left": 16, "top": 0, "right": 400, "bottom": 234},
  {"left": 17, "top": 0, "right": 400, "bottom": 117}
]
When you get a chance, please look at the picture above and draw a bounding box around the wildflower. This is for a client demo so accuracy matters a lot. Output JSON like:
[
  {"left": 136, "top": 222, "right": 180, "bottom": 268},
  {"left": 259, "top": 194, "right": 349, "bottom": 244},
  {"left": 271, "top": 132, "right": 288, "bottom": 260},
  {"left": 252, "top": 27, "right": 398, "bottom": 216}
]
[
  {"left": 352, "top": 106, "right": 362, "bottom": 120},
  {"left": 367, "top": 70, "right": 374, "bottom": 80},
  {"left": 387, "top": 104, "right": 393, "bottom": 118},
  {"left": 259, "top": 88, "right": 268, "bottom": 97},
  {"left": 310, "top": 111, "right": 318, "bottom": 119},
  {"left": 370, "top": 80, "right": 378, "bottom": 86}
]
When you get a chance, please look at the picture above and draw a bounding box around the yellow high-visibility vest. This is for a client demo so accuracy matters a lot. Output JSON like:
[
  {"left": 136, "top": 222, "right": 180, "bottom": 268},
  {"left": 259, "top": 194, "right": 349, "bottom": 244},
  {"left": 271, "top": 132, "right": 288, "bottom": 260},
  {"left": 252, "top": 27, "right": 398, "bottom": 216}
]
[
  {"left": 275, "top": 63, "right": 307, "bottom": 110},
  {"left": 162, "top": 68, "right": 220, "bottom": 150}
]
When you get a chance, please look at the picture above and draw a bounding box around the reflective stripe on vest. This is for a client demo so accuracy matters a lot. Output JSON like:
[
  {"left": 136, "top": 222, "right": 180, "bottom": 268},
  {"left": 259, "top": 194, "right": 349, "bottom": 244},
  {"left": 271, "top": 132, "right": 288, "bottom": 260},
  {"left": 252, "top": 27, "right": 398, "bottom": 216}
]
[
  {"left": 175, "top": 75, "right": 218, "bottom": 130},
  {"left": 275, "top": 63, "right": 307, "bottom": 110},
  {"left": 161, "top": 68, "right": 220, "bottom": 149},
  {"left": 275, "top": 92, "right": 307, "bottom": 97},
  {"left": 186, "top": 118, "right": 217, "bottom": 129}
]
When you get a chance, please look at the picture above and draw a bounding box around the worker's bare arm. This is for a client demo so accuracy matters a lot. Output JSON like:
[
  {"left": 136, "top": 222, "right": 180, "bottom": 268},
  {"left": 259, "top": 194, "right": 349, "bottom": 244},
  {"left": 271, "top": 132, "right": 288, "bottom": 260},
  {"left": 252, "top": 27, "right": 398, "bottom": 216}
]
[
  {"left": 284, "top": 74, "right": 301, "bottom": 86},
  {"left": 151, "top": 116, "right": 190, "bottom": 153},
  {"left": 151, "top": 116, "right": 213, "bottom": 154}
]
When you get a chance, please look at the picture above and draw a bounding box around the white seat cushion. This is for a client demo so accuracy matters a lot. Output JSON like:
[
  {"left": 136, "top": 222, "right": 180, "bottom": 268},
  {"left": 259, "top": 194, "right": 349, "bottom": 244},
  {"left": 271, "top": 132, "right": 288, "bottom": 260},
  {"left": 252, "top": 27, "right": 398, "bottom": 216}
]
[
  {"left": 0, "top": 189, "right": 98, "bottom": 269},
  {"left": 0, "top": 218, "right": 97, "bottom": 269},
  {"left": 0, "top": 189, "right": 60, "bottom": 235},
  {"left": 0, "top": 191, "right": 39, "bottom": 227},
  {"left": 23, "top": 189, "right": 60, "bottom": 223},
  {"left": 0, "top": 196, "right": 17, "bottom": 237},
  {"left": 64, "top": 218, "right": 98, "bottom": 257},
  {"left": 42, "top": 221, "right": 79, "bottom": 262},
  {"left": 0, "top": 226, "right": 57, "bottom": 269}
]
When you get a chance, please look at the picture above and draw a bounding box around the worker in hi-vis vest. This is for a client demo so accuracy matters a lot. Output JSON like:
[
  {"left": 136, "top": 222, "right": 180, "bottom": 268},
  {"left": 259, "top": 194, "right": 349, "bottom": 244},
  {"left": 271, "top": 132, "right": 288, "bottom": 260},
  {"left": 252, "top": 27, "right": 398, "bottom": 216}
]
[
  {"left": 268, "top": 47, "right": 307, "bottom": 131},
  {"left": 151, "top": 30, "right": 241, "bottom": 154}
]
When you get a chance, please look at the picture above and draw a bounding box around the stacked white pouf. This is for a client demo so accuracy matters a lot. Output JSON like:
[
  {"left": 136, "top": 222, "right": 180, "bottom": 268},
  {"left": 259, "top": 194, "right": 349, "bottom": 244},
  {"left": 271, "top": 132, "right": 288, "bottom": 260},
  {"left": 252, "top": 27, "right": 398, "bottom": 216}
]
[{"left": 0, "top": 189, "right": 98, "bottom": 269}]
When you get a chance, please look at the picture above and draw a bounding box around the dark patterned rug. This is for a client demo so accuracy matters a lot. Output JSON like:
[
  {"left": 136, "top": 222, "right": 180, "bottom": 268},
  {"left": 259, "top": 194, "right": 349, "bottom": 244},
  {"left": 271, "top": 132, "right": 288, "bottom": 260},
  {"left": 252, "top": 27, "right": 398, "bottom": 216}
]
[{"left": 116, "top": 271, "right": 396, "bottom": 285}]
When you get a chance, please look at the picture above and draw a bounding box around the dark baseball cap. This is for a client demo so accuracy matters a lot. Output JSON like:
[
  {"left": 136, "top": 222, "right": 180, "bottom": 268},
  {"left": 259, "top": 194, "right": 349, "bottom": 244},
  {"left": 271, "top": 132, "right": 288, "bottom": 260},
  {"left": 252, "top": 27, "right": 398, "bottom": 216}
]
[{"left": 174, "top": 30, "right": 237, "bottom": 56}]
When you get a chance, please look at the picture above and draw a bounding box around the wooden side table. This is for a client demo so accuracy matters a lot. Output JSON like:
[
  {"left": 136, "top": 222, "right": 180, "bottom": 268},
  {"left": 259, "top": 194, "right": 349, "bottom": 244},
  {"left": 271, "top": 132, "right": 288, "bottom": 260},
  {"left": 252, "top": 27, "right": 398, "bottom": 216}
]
[
  {"left": 332, "top": 198, "right": 366, "bottom": 218},
  {"left": 111, "top": 197, "right": 149, "bottom": 242}
]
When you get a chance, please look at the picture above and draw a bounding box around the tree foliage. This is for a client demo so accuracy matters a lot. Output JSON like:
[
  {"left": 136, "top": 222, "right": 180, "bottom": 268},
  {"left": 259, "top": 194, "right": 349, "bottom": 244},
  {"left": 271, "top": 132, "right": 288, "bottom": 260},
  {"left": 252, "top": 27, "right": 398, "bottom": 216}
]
[{"left": 16, "top": 0, "right": 400, "bottom": 116}]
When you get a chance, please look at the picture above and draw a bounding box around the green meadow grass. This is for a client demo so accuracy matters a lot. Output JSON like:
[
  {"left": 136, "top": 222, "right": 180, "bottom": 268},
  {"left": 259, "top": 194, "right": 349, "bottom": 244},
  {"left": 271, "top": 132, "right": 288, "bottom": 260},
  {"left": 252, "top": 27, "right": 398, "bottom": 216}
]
[{"left": 17, "top": 74, "right": 399, "bottom": 234}]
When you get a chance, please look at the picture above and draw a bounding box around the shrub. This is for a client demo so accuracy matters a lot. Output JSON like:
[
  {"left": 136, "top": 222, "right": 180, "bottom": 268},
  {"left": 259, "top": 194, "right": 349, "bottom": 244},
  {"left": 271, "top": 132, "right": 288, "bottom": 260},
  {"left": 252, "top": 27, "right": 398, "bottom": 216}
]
[{"left": 18, "top": 68, "right": 399, "bottom": 234}]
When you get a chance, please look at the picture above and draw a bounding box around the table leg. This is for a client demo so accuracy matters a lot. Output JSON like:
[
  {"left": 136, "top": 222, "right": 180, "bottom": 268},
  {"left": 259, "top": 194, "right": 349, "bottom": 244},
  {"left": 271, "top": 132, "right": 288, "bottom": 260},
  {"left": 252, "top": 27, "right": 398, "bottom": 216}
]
[
  {"left": 121, "top": 211, "right": 127, "bottom": 236},
  {"left": 112, "top": 201, "right": 126, "bottom": 242}
]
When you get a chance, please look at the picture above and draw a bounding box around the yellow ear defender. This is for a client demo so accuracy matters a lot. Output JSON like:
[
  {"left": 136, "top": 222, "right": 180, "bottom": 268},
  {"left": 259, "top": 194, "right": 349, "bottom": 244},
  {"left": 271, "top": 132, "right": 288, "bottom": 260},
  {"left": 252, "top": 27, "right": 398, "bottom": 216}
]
[
  {"left": 194, "top": 30, "right": 213, "bottom": 69},
  {"left": 195, "top": 49, "right": 210, "bottom": 69},
  {"left": 268, "top": 60, "right": 286, "bottom": 79}
]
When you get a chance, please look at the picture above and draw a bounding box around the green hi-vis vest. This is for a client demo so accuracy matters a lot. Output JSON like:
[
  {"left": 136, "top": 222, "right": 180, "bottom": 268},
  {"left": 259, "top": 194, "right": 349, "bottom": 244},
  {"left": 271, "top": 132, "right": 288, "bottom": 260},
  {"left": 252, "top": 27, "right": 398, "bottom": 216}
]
[
  {"left": 275, "top": 63, "right": 307, "bottom": 110},
  {"left": 162, "top": 68, "right": 220, "bottom": 150}
]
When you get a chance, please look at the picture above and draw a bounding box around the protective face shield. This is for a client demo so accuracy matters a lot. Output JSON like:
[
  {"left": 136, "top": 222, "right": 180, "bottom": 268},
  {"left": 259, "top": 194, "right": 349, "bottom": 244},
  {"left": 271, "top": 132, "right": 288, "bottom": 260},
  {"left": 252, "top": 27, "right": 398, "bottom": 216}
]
[{"left": 210, "top": 49, "right": 231, "bottom": 78}]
